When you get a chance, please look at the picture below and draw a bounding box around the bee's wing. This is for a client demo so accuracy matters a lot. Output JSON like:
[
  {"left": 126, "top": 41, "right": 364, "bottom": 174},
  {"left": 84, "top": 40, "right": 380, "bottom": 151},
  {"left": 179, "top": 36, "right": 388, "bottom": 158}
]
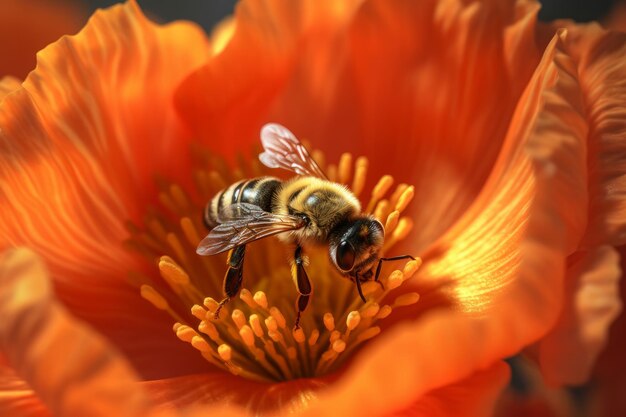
[
  {"left": 197, "top": 203, "right": 306, "bottom": 255},
  {"left": 259, "top": 123, "right": 328, "bottom": 179}
]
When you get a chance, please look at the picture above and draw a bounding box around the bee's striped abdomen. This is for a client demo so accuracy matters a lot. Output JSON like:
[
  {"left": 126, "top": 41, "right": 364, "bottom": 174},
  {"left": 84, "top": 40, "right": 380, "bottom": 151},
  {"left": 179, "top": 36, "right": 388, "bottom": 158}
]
[{"left": 204, "top": 176, "right": 282, "bottom": 228}]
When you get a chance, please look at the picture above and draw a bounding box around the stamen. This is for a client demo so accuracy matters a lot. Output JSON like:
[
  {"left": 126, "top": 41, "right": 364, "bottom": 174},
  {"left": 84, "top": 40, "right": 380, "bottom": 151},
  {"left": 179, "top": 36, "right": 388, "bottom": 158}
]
[
  {"left": 191, "top": 304, "right": 207, "bottom": 320},
  {"left": 218, "top": 344, "right": 233, "bottom": 361},
  {"left": 323, "top": 313, "right": 335, "bottom": 331},
  {"left": 385, "top": 210, "right": 400, "bottom": 234},
  {"left": 332, "top": 339, "right": 346, "bottom": 353},
  {"left": 351, "top": 157, "right": 368, "bottom": 196},
  {"left": 393, "top": 292, "right": 421, "bottom": 308},
  {"left": 366, "top": 175, "right": 394, "bottom": 212},
  {"left": 129, "top": 146, "right": 421, "bottom": 382},
  {"left": 191, "top": 335, "right": 211, "bottom": 353},
  {"left": 253, "top": 291, "right": 269, "bottom": 309},
  {"left": 338, "top": 153, "right": 352, "bottom": 184},
  {"left": 239, "top": 289, "right": 256, "bottom": 308},
  {"left": 231, "top": 309, "right": 246, "bottom": 329},
  {"left": 140, "top": 285, "right": 168, "bottom": 310},
  {"left": 395, "top": 186, "right": 415, "bottom": 212},
  {"left": 346, "top": 311, "right": 361, "bottom": 331},
  {"left": 239, "top": 325, "right": 256, "bottom": 347},
  {"left": 249, "top": 314, "right": 265, "bottom": 338}
]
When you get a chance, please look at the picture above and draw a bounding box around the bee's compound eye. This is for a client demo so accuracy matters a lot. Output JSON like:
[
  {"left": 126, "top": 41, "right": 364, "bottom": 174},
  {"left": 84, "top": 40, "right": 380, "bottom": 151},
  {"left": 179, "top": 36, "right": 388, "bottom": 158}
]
[{"left": 336, "top": 241, "right": 356, "bottom": 272}]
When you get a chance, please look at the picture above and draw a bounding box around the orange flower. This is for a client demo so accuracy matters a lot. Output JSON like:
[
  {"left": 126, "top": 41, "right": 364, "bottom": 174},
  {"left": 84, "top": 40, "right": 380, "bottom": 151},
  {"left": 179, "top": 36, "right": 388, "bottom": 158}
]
[{"left": 0, "top": 1, "right": 625, "bottom": 416}]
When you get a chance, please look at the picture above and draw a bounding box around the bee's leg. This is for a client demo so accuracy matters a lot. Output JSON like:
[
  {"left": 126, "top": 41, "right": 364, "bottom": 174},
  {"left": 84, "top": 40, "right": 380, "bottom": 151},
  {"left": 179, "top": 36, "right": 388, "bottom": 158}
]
[
  {"left": 354, "top": 273, "right": 367, "bottom": 303},
  {"left": 215, "top": 245, "right": 246, "bottom": 319},
  {"left": 374, "top": 255, "right": 417, "bottom": 282},
  {"left": 292, "top": 245, "right": 312, "bottom": 329}
]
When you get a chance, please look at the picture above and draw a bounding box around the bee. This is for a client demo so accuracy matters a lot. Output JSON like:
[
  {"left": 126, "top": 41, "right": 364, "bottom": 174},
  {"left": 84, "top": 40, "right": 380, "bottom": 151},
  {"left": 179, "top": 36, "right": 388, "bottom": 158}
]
[{"left": 197, "top": 123, "right": 414, "bottom": 328}]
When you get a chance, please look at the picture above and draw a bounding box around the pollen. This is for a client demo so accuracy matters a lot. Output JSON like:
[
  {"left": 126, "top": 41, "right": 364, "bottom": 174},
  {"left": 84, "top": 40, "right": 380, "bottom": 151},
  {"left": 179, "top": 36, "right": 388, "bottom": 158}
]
[{"left": 126, "top": 146, "right": 420, "bottom": 382}]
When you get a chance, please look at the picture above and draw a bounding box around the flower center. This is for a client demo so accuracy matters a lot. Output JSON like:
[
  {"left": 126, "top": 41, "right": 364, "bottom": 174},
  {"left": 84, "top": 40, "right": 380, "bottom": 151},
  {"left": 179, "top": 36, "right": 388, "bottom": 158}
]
[{"left": 127, "top": 146, "right": 420, "bottom": 382}]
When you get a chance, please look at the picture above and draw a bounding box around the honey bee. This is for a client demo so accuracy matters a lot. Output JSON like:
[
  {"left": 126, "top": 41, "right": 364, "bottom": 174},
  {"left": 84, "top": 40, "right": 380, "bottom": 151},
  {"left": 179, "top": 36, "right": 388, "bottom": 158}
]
[{"left": 197, "top": 123, "right": 414, "bottom": 328}]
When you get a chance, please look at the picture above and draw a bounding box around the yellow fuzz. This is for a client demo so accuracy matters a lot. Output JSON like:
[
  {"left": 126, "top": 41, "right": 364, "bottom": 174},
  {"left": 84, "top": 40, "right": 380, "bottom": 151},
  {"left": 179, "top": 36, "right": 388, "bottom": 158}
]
[{"left": 126, "top": 147, "right": 420, "bottom": 382}]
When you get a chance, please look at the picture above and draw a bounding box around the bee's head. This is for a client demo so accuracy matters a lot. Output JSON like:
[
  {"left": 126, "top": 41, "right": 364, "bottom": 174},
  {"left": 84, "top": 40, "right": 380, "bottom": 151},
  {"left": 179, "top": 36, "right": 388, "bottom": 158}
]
[{"left": 328, "top": 216, "right": 385, "bottom": 276}]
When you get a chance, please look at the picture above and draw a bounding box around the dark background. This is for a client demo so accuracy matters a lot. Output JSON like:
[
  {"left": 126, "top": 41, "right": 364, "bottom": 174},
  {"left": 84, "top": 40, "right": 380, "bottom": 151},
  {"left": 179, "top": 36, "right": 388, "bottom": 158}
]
[{"left": 79, "top": 0, "right": 621, "bottom": 31}]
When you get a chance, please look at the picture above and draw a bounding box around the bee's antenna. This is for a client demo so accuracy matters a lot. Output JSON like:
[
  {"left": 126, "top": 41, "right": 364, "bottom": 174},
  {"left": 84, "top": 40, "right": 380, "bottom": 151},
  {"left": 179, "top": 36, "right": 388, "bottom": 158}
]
[{"left": 374, "top": 255, "right": 416, "bottom": 282}]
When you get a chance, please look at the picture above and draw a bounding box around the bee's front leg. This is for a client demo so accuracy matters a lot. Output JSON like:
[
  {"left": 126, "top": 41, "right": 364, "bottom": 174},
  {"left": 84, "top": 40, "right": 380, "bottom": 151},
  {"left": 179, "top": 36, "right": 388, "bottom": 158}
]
[
  {"left": 292, "top": 245, "right": 312, "bottom": 329},
  {"left": 215, "top": 245, "right": 246, "bottom": 319}
]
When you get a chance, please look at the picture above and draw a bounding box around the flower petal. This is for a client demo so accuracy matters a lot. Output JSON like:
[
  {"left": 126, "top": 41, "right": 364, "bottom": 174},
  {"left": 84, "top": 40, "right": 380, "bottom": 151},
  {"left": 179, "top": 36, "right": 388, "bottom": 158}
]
[
  {"left": 0, "top": 364, "right": 51, "bottom": 417},
  {"left": 0, "top": 1, "right": 212, "bottom": 379},
  {"left": 144, "top": 372, "right": 332, "bottom": 415},
  {"left": 560, "top": 24, "right": 626, "bottom": 247},
  {"left": 175, "top": 0, "right": 547, "bottom": 249},
  {"left": 407, "top": 26, "right": 588, "bottom": 321},
  {"left": 316, "top": 29, "right": 588, "bottom": 416},
  {"left": 175, "top": 0, "right": 364, "bottom": 156},
  {"left": 387, "top": 361, "right": 510, "bottom": 417},
  {"left": 539, "top": 246, "right": 622, "bottom": 385},
  {"left": 143, "top": 361, "right": 507, "bottom": 417},
  {"left": 0, "top": 248, "right": 158, "bottom": 417},
  {"left": 0, "top": 76, "right": 21, "bottom": 100},
  {"left": 591, "top": 245, "right": 626, "bottom": 417}
]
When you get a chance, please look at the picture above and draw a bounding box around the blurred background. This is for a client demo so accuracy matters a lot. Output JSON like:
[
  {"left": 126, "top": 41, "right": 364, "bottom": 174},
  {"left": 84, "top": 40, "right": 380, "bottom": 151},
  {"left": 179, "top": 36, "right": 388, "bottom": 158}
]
[{"left": 67, "top": 0, "right": 626, "bottom": 30}]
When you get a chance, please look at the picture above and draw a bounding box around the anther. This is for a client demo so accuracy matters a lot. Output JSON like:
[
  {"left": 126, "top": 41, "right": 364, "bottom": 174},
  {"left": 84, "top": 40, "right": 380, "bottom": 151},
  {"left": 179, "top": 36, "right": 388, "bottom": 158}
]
[
  {"left": 204, "top": 297, "right": 219, "bottom": 312},
  {"left": 361, "top": 302, "right": 380, "bottom": 318},
  {"left": 218, "top": 344, "right": 233, "bottom": 362},
  {"left": 231, "top": 309, "right": 246, "bottom": 329},
  {"left": 253, "top": 291, "right": 268, "bottom": 309},
  {"left": 374, "top": 200, "right": 390, "bottom": 222},
  {"left": 393, "top": 292, "right": 420, "bottom": 307},
  {"left": 140, "top": 285, "right": 169, "bottom": 310},
  {"left": 269, "top": 307, "right": 287, "bottom": 328},
  {"left": 198, "top": 320, "right": 220, "bottom": 342},
  {"left": 387, "top": 270, "right": 404, "bottom": 289},
  {"left": 372, "top": 175, "right": 394, "bottom": 201},
  {"left": 392, "top": 217, "right": 413, "bottom": 241},
  {"left": 268, "top": 330, "right": 282, "bottom": 343},
  {"left": 239, "top": 289, "right": 256, "bottom": 308},
  {"left": 239, "top": 325, "right": 256, "bottom": 347},
  {"left": 191, "top": 335, "right": 211, "bottom": 352},
  {"left": 323, "top": 313, "right": 335, "bottom": 331},
  {"left": 355, "top": 326, "right": 381, "bottom": 344},
  {"left": 308, "top": 329, "right": 320, "bottom": 346},
  {"left": 180, "top": 217, "right": 201, "bottom": 246},
  {"left": 175, "top": 325, "right": 197, "bottom": 342},
  {"left": 265, "top": 316, "right": 279, "bottom": 332},
  {"left": 293, "top": 328, "right": 306, "bottom": 343},
  {"left": 338, "top": 153, "right": 352, "bottom": 184},
  {"left": 403, "top": 259, "right": 422, "bottom": 278},
  {"left": 385, "top": 210, "right": 400, "bottom": 233},
  {"left": 395, "top": 186, "right": 415, "bottom": 212},
  {"left": 249, "top": 314, "right": 264, "bottom": 338},
  {"left": 158, "top": 256, "right": 191, "bottom": 285},
  {"left": 351, "top": 156, "right": 368, "bottom": 196},
  {"left": 191, "top": 304, "right": 207, "bottom": 320},
  {"left": 332, "top": 339, "right": 346, "bottom": 353},
  {"left": 376, "top": 305, "right": 393, "bottom": 319},
  {"left": 346, "top": 311, "right": 361, "bottom": 331}
]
